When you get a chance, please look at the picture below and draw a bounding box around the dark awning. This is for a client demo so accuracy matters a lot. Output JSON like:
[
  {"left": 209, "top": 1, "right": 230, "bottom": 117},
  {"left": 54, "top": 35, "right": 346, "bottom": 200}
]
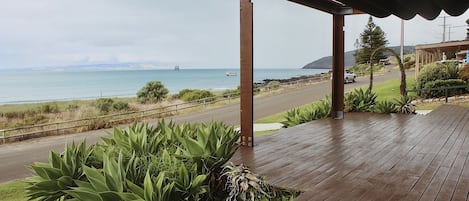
[{"left": 289, "top": 0, "right": 469, "bottom": 20}]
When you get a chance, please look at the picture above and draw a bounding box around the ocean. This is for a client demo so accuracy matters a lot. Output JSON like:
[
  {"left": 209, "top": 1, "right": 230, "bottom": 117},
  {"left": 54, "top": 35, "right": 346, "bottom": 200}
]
[{"left": 0, "top": 68, "right": 328, "bottom": 104}]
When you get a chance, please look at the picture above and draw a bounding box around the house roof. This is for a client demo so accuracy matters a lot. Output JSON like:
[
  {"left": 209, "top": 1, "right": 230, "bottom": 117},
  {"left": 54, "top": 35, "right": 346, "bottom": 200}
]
[
  {"left": 416, "top": 40, "right": 469, "bottom": 52},
  {"left": 289, "top": 0, "right": 469, "bottom": 20}
]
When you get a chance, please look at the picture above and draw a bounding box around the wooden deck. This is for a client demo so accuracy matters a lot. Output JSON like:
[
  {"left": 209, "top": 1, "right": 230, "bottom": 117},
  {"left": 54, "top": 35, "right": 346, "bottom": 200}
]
[{"left": 230, "top": 105, "right": 469, "bottom": 201}]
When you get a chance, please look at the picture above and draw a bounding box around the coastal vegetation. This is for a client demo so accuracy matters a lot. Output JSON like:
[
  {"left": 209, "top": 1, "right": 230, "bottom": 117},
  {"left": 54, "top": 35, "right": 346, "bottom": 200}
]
[
  {"left": 280, "top": 60, "right": 469, "bottom": 128},
  {"left": 255, "top": 78, "right": 416, "bottom": 125},
  {"left": 137, "top": 81, "right": 169, "bottom": 104},
  {"left": 416, "top": 62, "right": 467, "bottom": 98},
  {"left": 265, "top": 81, "right": 281, "bottom": 90},
  {"left": 176, "top": 89, "right": 215, "bottom": 102},
  {"left": 25, "top": 121, "right": 298, "bottom": 201},
  {"left": 0, "top": 79, "right": 286, "bottom": 141},
  {"left": 281, "top": 87, "right": 416, "bottom": 128},
  {"left": 281, "top": 97, "right": 331, "bottom": 127}
]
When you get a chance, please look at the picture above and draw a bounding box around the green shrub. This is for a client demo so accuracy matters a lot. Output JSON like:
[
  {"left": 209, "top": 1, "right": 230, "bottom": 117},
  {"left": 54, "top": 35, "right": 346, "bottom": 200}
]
[
  {"left": 40, "top": 103, "right": 59, "bottom": 113},
  {"left": 112, "top": 101, "right": 129, "bottom": 111},
  {"left": 282, "top": 97, "right": 331, "bottom": 127},
  {"left": 344, "top": 88, "right": 377, "bottom": 112},
  {"left": 137, "top": 81, "right": 169, "bottom": 104},
  {"left": 177, "top": 89, "right": 195, "bottom": 98},
  {"left": 417, "top": 62, "right": 459, "bottom": 90},
  {"left": 421, "top": 79, "right": 467, "bottom": 98},
  {"left": 180, "top": 89, "right": 215, "bottom": 102},
  {"left": 96, "top": 98, "right": 114, "bottom": 114},
  {"left": 266, "top": 81, "right": 281, "bottom": 90},
  {"left": 373, "top": 100, "right": 396, "bottom": 113}
]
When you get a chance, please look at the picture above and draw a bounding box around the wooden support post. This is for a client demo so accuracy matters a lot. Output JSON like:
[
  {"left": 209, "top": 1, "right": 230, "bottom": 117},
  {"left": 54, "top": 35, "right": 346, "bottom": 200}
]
[
  {"left": 331, "top": 14, "right": 345, "bottom": 119},
  {"left": 240, "top": 0, "right": 253, "bottom": 147}
]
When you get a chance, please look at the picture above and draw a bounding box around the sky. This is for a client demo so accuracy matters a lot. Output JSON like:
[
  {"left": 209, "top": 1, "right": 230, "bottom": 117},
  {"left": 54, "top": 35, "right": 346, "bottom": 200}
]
[{"left": 0, "top": 0, "right": 468, "bottom": 69}]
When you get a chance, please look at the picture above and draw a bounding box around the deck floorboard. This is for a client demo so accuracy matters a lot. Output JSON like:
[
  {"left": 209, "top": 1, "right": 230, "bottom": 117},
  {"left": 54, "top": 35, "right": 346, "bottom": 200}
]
[{"left": 230, "top": 105, "right": 469, "bottom": 201}]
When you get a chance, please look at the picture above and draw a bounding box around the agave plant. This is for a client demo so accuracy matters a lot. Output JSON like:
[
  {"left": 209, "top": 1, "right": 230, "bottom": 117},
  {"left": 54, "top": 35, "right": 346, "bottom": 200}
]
[
  {"left": 221, "top": 163, "right": 299, "bottom": 201},
  {"left": 373, "top": 100, "right": 397, "bottom": 114},
  {"left": 282, "top": 108, "right": 303, "bottom": 128},
  {"left": 177, "top": 121, "right": 240, "bottom": 174},
  {"left": 281, "top": 97, "right": 331, "bottom": 128},
  {"left": 27, "top": 121, "right": 239, "bottom": 201},
  {"left": 395, "top": 95, "right": 416, "bottom": 114},
  {"left": 26, "top": 141, "right": 97, "bottom": 201},
  {"left": 344, "top": 88, "right": 377, "bottom": 112},
  {"left": 222, "top": 163, "right": 270, "bottom": 201}
]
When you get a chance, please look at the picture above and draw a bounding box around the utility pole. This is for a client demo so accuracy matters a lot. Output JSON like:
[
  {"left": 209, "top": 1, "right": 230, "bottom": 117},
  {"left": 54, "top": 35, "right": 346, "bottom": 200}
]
[{"left": 441, "top": 16, "right": 447, "bottom": 42}]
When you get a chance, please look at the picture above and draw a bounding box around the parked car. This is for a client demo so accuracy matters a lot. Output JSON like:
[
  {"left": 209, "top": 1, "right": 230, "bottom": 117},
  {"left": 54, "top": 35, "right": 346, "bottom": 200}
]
[
  {"left": 330, "top": 70, "right": 357, "bottom": 84},
  {"left": 344, "top": 70, "right": 356, "bottom": 83}
]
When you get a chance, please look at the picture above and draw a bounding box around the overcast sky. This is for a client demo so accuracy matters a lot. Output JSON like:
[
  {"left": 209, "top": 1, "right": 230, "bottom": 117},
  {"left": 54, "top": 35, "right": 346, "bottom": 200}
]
[{"left": 1, "top": 0, "right": 468, "bottom": 69}]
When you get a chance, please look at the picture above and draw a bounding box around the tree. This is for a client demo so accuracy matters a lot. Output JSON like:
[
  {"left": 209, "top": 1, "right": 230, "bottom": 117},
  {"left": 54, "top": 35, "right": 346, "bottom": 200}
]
[
  {"left": 137, "top": 81, "right": 169, "bottom": 103},
  {"left": 354, "top": 16, "right": 388, "bottom": 64}
]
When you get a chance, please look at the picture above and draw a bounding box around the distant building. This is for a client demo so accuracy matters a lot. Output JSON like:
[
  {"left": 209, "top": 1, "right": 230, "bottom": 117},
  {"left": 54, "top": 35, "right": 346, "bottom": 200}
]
[{"left": 415, "top": 40, "right": 469, "bottom": 78}]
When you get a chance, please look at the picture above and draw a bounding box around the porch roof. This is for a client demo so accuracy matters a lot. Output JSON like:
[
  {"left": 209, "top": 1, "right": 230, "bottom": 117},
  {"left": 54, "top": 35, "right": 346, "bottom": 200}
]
[{"left": 289, "top": 0, "right": 469, "bottom": 20}]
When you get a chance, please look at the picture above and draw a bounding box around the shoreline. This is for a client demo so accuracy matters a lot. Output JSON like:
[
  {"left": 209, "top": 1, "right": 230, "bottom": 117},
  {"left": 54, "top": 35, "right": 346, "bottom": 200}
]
[
  {"left": 1, "top": 69, "right": 330, "bottom": 106},
  {"left": 257, "top": 72, "right": 329, "bottom": 85}
]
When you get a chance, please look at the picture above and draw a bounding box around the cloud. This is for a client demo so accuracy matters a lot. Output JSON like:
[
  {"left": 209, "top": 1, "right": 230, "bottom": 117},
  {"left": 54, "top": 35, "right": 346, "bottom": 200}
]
[{"left": 0, "top": 0, "right": 468, "bottom": 69}]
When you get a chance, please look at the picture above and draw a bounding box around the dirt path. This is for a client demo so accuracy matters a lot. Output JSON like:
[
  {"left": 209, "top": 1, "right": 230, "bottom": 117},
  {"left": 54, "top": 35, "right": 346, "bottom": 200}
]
[{"left": 0, "top": 70, "right": 401, "bottom": 183}]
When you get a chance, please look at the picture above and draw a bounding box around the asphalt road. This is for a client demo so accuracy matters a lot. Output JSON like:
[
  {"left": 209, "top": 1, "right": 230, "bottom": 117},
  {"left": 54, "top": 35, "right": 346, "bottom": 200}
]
[{"left": 0, "top": 70, "right": 400, "bottom": 183}]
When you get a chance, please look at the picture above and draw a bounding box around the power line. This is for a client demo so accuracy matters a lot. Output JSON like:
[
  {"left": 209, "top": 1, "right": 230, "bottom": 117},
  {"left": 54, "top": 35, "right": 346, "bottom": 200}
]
[
  {"left": 439, "top": 16, "right": 447, "bottom": 42},
  {"left": 448, "top": 25, "right": 467, "bottom": 41}
]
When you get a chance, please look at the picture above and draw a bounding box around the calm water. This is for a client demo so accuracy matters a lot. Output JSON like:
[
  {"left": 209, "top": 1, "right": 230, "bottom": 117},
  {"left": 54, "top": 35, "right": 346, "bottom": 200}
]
[{"left": 0, "top": 68, "right": 328, "bottom": 104}]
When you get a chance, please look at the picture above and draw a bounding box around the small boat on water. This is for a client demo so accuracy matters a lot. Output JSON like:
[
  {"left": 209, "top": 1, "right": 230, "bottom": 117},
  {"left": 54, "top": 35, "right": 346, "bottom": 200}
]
[
  {"left": 174, "top": 65, "right": 180, "bottom": 71},
  {"left": 226, "top": 72, "right": 237, "bottom": 76}
]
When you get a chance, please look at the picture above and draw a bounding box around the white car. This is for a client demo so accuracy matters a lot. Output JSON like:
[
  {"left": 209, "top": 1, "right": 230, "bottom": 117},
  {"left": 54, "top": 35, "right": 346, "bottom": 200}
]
[
  {"left": 330, "top": 70, "right": 356, "bottom": 84},
  {"left": 344, "top": 70, "right": 356, "bottom": 83}
]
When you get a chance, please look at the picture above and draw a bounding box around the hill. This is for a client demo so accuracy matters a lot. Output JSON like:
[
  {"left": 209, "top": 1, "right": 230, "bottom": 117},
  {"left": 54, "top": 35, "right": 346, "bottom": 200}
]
[{"left": 302, "top": 46, "right": 415, "bottom": 69}]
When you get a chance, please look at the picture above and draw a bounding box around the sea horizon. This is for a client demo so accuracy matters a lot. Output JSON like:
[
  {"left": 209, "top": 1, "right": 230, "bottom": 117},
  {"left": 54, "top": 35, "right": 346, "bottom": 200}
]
[{"left": 0, "top": 67, "right": 329, "bottom": 105}]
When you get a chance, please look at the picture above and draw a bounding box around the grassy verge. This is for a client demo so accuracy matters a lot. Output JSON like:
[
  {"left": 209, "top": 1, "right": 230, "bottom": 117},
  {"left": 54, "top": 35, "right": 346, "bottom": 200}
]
[
  {"left": 373, "top": 78, "right": 416, "bottom": 101},
  {"left": 415, "top": 101, "right": 469, "bottom": 110},
  {"left": 254, "top": 129, "right": 280, "bottom": 137},
  {"left": 0, "top": 180, "right": 27, "bottom": 201},
  {"left": 255, "top": 77, "right": 423, "bottom": 125},
  {"left": 254, "top": 100, "right": 322, "bottom": 124}
]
